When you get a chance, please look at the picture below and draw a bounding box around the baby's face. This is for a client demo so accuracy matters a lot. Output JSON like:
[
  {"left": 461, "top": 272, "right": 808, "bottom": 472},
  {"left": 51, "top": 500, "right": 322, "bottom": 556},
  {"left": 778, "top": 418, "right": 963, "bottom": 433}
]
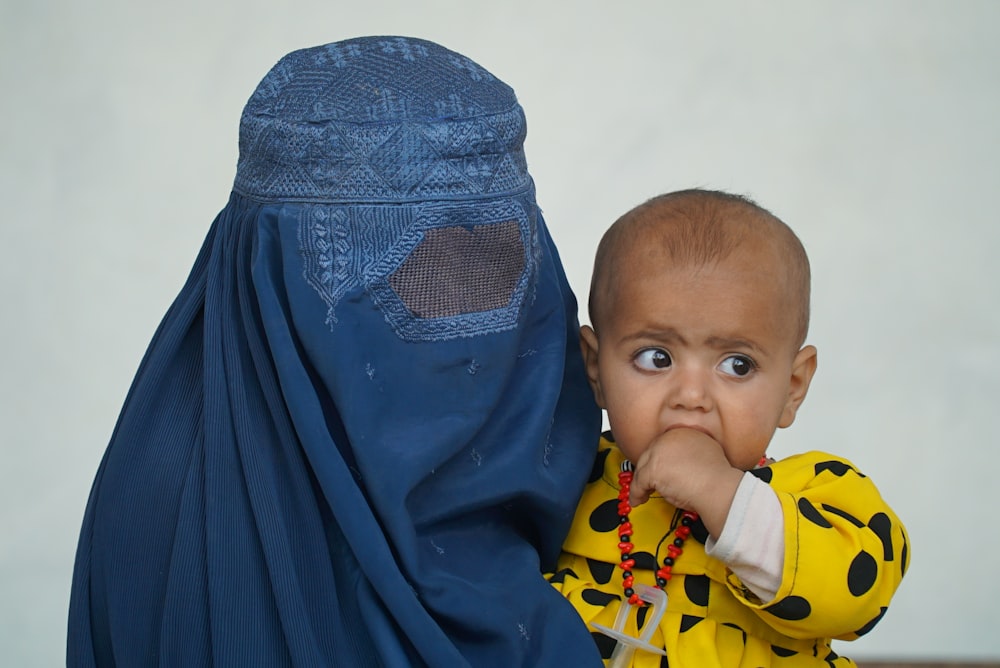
[{"left": 587, "top": 245, "right": 811, "bottom": 470}]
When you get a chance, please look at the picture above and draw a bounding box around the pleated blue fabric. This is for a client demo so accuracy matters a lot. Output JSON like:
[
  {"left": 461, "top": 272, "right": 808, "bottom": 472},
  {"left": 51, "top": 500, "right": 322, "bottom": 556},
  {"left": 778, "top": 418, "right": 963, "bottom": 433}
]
[{"left": 68, "top": 37, "right": 603, "bottom": 667}]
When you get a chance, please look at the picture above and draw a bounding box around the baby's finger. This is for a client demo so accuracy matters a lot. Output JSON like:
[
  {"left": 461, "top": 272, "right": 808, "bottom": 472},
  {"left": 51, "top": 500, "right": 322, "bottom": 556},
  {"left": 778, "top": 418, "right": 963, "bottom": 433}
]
[
  {"left": 629, "top": 486, "right": 648, "bottom": 507},
  {"left": 628, "top": 468, "right": 655, "bottom": 507}
]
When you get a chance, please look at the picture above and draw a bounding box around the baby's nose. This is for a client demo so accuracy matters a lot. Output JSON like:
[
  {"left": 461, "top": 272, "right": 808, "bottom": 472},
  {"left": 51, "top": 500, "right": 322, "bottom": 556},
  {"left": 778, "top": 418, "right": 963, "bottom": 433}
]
[{"left": 666, "top": 366, "right": 712, "bottom": 411}]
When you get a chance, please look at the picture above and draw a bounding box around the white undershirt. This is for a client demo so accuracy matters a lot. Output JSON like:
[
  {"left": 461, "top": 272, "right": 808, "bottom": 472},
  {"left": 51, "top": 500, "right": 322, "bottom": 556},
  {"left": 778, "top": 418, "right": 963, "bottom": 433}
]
[{"left": 703, "top": 473, "right": 784, "bottom": 603}]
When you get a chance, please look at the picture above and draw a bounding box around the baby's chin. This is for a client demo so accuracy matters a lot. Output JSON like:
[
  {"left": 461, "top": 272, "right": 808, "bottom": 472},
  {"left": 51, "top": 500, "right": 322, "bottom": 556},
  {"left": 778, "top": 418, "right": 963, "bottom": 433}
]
[{"left": 616, "top": 444, "right": 644, "bottom": 464}]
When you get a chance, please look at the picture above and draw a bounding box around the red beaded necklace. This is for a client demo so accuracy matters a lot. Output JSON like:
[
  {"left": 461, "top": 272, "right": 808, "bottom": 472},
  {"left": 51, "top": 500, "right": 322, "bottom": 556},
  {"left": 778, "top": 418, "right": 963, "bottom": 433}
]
[
  {"left": 616, "top": 455, "right": 769, "bottom": 606},
  {"left": 616, "top": 460, "right": 697, "bottom": 606}
]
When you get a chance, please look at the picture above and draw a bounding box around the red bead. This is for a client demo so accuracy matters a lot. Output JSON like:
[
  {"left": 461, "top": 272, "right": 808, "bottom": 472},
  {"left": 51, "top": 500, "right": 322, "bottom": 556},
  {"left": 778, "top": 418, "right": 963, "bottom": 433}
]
[{"left": 617, "top": 464, "right": 699, "bottom": 606}]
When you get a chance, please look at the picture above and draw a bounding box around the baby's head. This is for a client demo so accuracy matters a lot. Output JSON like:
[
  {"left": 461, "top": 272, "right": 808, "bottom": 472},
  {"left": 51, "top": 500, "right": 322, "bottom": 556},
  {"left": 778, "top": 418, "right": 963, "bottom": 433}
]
[
  {"left": 582, "top": 189, "right": 817, "bottom": 469},
  {"left": 589, "top": 189, "right": 810, "bottom": 347}
]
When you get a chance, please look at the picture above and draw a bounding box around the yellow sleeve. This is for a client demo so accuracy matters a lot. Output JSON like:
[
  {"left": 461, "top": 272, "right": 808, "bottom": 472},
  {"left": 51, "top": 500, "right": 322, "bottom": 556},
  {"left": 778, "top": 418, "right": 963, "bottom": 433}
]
[{"left": 726, "top": 451, "right": 910, "bottom": 641}]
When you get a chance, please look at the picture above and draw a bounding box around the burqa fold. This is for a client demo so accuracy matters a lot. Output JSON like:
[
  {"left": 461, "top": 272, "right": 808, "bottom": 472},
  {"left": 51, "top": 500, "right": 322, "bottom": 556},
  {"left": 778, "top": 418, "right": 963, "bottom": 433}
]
[{"left": 68, "top": 36, "right": 603, "bottom": 667}]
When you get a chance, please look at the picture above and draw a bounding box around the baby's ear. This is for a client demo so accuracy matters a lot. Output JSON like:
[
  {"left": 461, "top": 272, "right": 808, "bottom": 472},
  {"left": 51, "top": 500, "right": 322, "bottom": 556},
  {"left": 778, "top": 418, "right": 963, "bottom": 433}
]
[
  {"left": 579, "top": 326, "right": 606, "bottom": 408},
  {"left": 779, "top": 345, "right": 817, "bottom": 428}
]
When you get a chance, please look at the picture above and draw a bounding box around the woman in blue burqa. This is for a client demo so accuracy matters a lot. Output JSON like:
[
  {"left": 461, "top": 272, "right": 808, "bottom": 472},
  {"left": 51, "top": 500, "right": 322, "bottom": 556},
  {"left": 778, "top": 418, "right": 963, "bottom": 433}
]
[{"left": 68, "top": 36, "right": 604, "bottom": 667}]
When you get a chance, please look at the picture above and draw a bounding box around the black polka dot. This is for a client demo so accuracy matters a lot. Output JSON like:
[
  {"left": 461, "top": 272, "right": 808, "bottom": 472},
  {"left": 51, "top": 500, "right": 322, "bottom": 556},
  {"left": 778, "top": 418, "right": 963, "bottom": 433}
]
[
  {"left": 683, "top": 574, "right": 710, "bottom": 607},
  {"left": 764, "top": 595, "right": 812, "bottom": 620},
  {"left": 771, "top": 645, "right": 797, "bottom": 658},
  {"left": 679, "top": 614, "right": 702, "bottom": 632},
  {"left": 821, "top": 504, "right": 864, "bottom": 528},
  {"left": 798, "top": 498, "right": 833, "bottom": 528},
  {"left": 589, "top": 448, "right": 610, "bottom": 483},
  {"left": 547, "top": 568, "right": 577, "bottom": 584},
  {"left": 581, "top": 588, "right": 621, "bottom": 607},
  {"left": 847, "top": 550, "right": 878, "bottom": 596},
  {"left": 589, "top": 499, "right": 621, "bottom": 533},
  {"left": 587, "top": 558, "right": 616, "bottom": 585},
  {"left": 814, "top": 460, "right": 856, "bottom": 478},
  {"left": 853, "top": 607, "right": 887, "bottom": 637},
  {"left": 823, "top": 649, "right": 841, "bottom": 666},
  {"left": 749, "top": 466, "right": 773, "bottom": 483},
  {"left": 901, "top": 536, "right": 909, "bottom": 576},
  {"left": 636, "top": 604, "right": 649, "bottom": 629},
  {"left": 867, "top": 512, "right": 894, "bottom": 561},
  {"left": 591, "top": 631, "right": 616, "bottom": 659},
  {"left": 660, "top": 655, "right": 670, "bottom": 668},
  {"left": 603, "top": 430, "right": 616, "bottom": 442},
  {"left": 633, "top": 551, "right": 657, "bottom": 570}
]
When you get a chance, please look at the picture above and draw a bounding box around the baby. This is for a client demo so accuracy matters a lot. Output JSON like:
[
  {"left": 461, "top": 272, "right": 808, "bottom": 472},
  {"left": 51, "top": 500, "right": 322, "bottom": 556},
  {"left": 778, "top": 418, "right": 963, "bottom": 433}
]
[{"left": 550, "top": 189, "right": 909, "bottom": 667}]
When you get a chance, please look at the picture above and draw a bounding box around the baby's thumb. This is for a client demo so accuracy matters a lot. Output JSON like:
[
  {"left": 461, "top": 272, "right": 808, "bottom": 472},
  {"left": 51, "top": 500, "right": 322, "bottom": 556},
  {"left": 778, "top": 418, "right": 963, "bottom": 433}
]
[{"left": 628, "top": 476, "right": 653, "bottom": 507}]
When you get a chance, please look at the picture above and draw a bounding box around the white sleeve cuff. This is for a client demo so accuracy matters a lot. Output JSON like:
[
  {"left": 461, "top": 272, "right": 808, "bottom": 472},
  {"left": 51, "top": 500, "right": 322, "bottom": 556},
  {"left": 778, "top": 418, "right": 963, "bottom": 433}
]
[{"left": 704, "top": 472, "right": 784, "bottom": 603}]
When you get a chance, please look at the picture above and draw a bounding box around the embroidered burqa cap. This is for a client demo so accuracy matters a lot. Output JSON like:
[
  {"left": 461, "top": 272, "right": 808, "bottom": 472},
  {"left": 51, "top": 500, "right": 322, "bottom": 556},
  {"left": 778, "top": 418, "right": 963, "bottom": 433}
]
[{"left": 68, "top": 36, "right": 603, "bottom": 666}]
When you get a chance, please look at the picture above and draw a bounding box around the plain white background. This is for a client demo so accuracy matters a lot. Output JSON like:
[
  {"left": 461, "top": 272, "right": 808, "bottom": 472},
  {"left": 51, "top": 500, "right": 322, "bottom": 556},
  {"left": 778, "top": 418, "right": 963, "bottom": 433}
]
[{"left": 3, "top": 1, "right": 998, "bottom": 664}]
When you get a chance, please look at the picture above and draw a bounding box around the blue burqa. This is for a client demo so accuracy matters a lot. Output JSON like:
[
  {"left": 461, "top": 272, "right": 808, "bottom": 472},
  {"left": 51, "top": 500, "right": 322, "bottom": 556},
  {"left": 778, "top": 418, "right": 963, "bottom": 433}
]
[{"left": 68, "top": 36, "right": 603, "bottom": 667}]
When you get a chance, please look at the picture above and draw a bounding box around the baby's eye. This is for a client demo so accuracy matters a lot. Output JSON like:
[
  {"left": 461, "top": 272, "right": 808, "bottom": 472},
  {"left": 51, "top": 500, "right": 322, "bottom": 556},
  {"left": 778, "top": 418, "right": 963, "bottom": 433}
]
[
  {"left": 634, "top": 348, "right": 672, "bottom": 371},
  {"left": 719, "top": 355, "right": 755, "bottom": 377}
]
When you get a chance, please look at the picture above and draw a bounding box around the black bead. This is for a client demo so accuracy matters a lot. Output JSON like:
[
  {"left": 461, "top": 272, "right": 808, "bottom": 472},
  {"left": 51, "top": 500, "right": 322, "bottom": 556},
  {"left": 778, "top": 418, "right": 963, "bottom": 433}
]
[
  {"left": 620, "top": 536, "right": 631, "bottom": 543},
  {"left": 656, "top": 578, "right": 667, "bottom": 587},
  {"left": 681, "top": 516, "right": 692, "bottom": 526},
  {"left": 674, "top": 538, "right": 684, "bottom": 548},
  {"left": 622, "top": 570, "right": 633, "bottom": 578},
  {"left": 624, "top": 588, "right": 635, "bottom": 597},
  {"left": 663, "top": 558, "right": 674, "bottom": 566},
  {"left": 621, "top": 552, "right": 631, "bottom": 560}
]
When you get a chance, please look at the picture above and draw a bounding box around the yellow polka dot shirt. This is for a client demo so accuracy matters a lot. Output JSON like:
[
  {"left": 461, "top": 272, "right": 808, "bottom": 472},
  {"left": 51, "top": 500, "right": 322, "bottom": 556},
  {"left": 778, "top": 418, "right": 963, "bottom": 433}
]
[{"left": 548, "top": 435, "right": 909, "bottom": 667}]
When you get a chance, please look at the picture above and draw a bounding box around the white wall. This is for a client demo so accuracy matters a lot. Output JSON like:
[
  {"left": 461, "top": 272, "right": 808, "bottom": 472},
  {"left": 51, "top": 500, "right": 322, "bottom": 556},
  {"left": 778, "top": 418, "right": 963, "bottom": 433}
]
[{"left": 3, "top": 1, "right": 998, "bottom": 664}]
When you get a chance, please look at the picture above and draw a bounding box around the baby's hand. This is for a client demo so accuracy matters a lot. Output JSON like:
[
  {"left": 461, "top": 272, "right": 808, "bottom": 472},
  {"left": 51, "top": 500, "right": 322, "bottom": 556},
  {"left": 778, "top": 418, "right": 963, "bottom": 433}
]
[{"left": 629, "top": 428, "right": 743, "bottom": 539}]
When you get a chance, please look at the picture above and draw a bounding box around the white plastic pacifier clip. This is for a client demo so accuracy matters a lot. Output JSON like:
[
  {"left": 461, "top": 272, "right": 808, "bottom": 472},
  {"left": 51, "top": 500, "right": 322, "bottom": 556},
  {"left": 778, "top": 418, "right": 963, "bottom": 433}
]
[{"left": 590, "top": 584, "right": 668, "bottom": 668}]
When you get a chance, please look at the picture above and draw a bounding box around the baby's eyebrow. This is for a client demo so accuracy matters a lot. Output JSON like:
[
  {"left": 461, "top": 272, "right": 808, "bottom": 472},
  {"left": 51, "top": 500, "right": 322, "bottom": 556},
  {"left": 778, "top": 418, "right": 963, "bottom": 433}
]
[
  {"left": 704, "top": 335, "right": 766, "bottom": 355},
  {"left": 620, "top": 327, "right": 686, "bottom": 346}
]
